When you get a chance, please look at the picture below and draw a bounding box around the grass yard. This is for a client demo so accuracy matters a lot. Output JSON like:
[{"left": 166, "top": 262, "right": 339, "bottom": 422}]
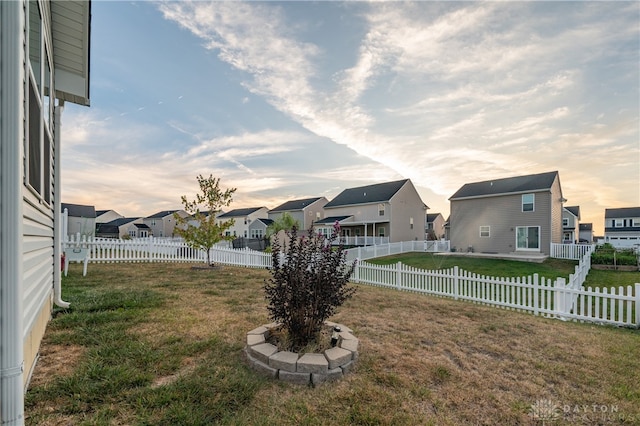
[
  {"left": 26, "top": 262, "right": 640, "bottom": 425},
  {"left": 368, "top": 253, "right": 640, "bottom": 291}
]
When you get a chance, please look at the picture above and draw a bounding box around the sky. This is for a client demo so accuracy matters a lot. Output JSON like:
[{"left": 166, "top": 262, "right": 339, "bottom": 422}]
[{"left": 61, "top": 1, "right": 640, "bottom": 236}]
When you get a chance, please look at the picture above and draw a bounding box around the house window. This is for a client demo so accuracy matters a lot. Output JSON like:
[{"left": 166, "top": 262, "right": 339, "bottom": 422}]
[
  {"left": 378, "top": 204, "right": 385, "bottom": 216},
  {"left": 516, "top": 226, "right": 540, "bottom": 250},
  {"left": 562, "top": 218, "right": 569, "bottom": 227},
  {"left": 316, "top": 212, "right": 321, "bottom": 220},
  {"left": 633, "top": 219, "right": 640, "bottom": 227},
  {"left": 427, "top": 223, "right": 434, "bottom": 230},
  {"left": 410, "top": 217, "right": 414, "bottom": 230},
  {"left": 522, "top": 194, "right": 534, "bottom": 212},
  {"left": 378, "top": 227, "right": 385, "bottom": 237},
  {"left": 614, "top": 219, "right": 624, "bottom": 228},
  {"left": 480, "top": 226, "right": 490, "bottom": 238}
]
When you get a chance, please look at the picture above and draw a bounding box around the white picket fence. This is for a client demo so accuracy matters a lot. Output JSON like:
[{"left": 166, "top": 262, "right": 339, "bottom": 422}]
[
  {"left": 550, "top": 242, "right": 595, "bottom": 260},
  {"left": 344, "top": 240, "right": 450, "bottom": 263},
  {"left": 63, "top": 236, "right": 639, "bottom": 328},
  {"left": 351, "top": 250, "right": 639, "bottom": 328}
]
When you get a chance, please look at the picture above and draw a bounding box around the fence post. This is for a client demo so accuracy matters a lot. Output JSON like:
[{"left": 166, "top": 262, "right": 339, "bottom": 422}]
[
  {"left": 453, "top": 265, "right": 459, "bottom": 300},
  {"left": 148, "top": 237, "right": 153, "bottom": 262},
  {"left": 554, "top": 277, "right": 567, "bottom": 319},
  {"left": 353, "top": 260, "right": 360, "bottom": 283},
  {"left": 396, "top": 262, "right": 402, "bottom": 291},
  {"left": 635, "top": 283, "right": 640, "bottom": 329},
  {"left": 533, "top": 274, "right": 539, "bottom": 316}
]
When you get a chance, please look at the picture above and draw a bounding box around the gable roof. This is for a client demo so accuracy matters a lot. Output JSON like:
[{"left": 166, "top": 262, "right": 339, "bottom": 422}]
[
  {"left": 255, "top": 218, "right": 274, "bottom": 226},
  {"left": 270, "top": 197, "right": 323, "bottom": 212},
  {"left": 61, "top": 203, "right": 96, "bottom": 218},
  {"left": 324, "top": 179, "right": 409, "bottom": 208},
  {"left": 146, "top": 210, "right": 179, "bottom": 219},
  {"left": 426, "top": 213, "right": 443, "bottom": 222},
  {"left": 605, "top": 207, "right": 640, "bottom": 218},
  {"left": 564, "top": 206, "right": 580, "bottom": 218},
  {"left": 105, "top": 217, "right": 138, "bottom": 227},
  {"left": 217, "top": 207, "right": 265, "bottom": 218},
  {"left": 449, "top": 171, "right": 559, "bottom": 200}
]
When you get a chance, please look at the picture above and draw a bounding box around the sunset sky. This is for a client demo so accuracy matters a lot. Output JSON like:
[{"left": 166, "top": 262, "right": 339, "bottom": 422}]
[{"left": 61, "top": 1, "right": 639, "bottom": 236}]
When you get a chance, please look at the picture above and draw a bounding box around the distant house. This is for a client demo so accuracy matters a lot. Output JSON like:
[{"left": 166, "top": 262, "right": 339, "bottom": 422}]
[
  {"left": 95, "top": 217, "right": 144, "bottom": 239},
  {"left": 249, "top": 218, "right": 274, "bottom": 239},
  {"left": 604, "top": 207, "right": 640, "bottom": 249},
  {"left": 0, "top": 0, "right": 91, "bottom": 420},
  {"left": 426, "top": 213, "right": 446, "bottom": 240},
  {"left": 269, "top": 197, "right": 328, "bottom": 230},
  {"left": 144, "top": 210, "right": 188, "bottom": 238},
  {"left": 95, "top": 209, "right": 124, "bottom": 224},
  {"left": 62, "top": 203, "right": 96, "bottom": 238},
  {"left": 217, "top": 207, "right": 270, "bottom": 238},
  {"left": 449, "top": 171, "right": 564, "bottom": 256},
  {"left": 562, "top": 206, "right": 580, "bottom": 243},
  {"left": 579, "top": 223, "right": 593, "bottom": 244},
  {"left": 314, "top": 179, "right": 428, "bottom": 243}
]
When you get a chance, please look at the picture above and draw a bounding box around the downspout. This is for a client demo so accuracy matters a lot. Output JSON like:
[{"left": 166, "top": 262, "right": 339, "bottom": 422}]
[
  {"left": 1, "top": 0, "right": 26, "bottom": 424},
  {"left": 53, "top": 101, "right": 70, "bottom": 308}
]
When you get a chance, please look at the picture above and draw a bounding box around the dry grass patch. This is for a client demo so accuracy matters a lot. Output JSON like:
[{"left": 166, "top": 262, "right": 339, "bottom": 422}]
[{"left": 26, "top": 262, "right": 640, "bottom": 425}]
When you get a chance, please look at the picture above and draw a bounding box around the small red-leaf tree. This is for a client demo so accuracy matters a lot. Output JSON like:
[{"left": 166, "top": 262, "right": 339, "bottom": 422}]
[
  {"left": 174, "top": 175, "right": 236, "bottom": 266},
  {"left": 264, "top": 222, "right": 356, "bottom": 351}
]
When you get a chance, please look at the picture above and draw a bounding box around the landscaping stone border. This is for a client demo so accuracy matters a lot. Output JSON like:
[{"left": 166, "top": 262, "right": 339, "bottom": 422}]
[{"left": 244, "top": 321, "right": 358, "bottom": 386}]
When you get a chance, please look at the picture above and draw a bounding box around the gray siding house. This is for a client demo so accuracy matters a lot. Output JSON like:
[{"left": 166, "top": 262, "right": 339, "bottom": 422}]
[
  {"left": 562, "top": 206, "right": 580, "bottom": 243},
  {"left": 426, "top": 213, "right": 446, "bottom": 240},
  {"left": 315, "top": 179, "right": 428, "bottom": 243},
  {"left": 217, "top": 207, "right": 269, "bottom": 238},
  {"left": 268, "top": 197, "right": 328, "bottom": 230},
  {"left": 449, "top": 171, "right": 564, "bottom": 256},
  {"left": 0, "top": 0, "right": 91, "bottom": 421},
  {"left": 248, "top": 218, "right": 274, "bottom": 239},
  {"left": 579, "top": 223, "right": 593, "bottom": 244},
  {"left": 604, "top": 207, "right": 640, "bottom": 249}
]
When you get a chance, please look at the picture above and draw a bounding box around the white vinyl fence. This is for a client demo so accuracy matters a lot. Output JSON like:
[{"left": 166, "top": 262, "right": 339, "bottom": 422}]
[
  {"left": 63, "top": 236, "right": 639, "bottom": 327},
  {"left": 550, "top": 243, "right": 595, "bottom": 260},
  {"left": 351, "top": 251, "right": 639, "bottom": 328}
]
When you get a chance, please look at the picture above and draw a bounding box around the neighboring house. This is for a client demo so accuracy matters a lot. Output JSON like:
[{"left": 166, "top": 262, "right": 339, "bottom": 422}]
[
  {"left": 127, "top": 222, "right": 152, "bottom": 238},
  {"left": 62, "top": 202, "right": 96, "bottom": 238},
  {"left": 426, "top": 213, "right": 446, "bottom": 240},
  {"left": 144, "top": 210, "right": 188, "bottom": 238},
  {"left": 95, "top": 217, "right": 142, "bottom": 239},
  {"left": 579, "top": 223, "right": 593, "bottom": 244},
  {"left": 0, "top": 0, "right": 91, "bottom": 421},
  {"left": 314, "top": 179, "right": 428, "bottom": 243},
  {"left": 249, "top": 218, "right": 274, "bottom": 239},
  {"left": 448, "top": 171, "right": 564, "bottom": 256},
  {"left": 95, "top": 209, "right": 124, "bottom": 223},
  {"left": 562, "top": 206, "right": 580, "bottom": 243},
  {"left": 217, "top": 207, "right": 270, "bottom": 238},
  {"left": 603, "top": 207, "right": 640, "bottom": 249},
  {"left": 268, "top": 197, "right": 328, "bottom": 230}
]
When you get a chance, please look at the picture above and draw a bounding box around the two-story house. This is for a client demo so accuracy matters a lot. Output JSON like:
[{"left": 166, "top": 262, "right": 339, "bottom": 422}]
[
  {"left": 426, "top": 213, "right": 446, "bottom": 240},
  {"left": 0, "top": 0, "right": 91, "bottom": 421},
  {"left": 95, "top": 209, "right": 124, "bottom": 224},
  {"left": 562, "top": 206, "right": 580, "bottom": 243},
  {"left": 314, "top": 179, "right": 428, "bottom": 244},
  {"left": 144, "top": 210, "right": 188, "bottom": 238},
  {"left": 579, "top": 223, "right": 593, "bottom": 244},
  {"left": 217, "top": 207, "right": 269, "bottom": 238},
  {"left": 604, "top": 207, "right": 640, "bottom": 249},
  {"left": 268, "top": 197, "right": 328, "bottom": 231},
  {"left": 449, "top": 171, "right": 564, "bottom": 256}
]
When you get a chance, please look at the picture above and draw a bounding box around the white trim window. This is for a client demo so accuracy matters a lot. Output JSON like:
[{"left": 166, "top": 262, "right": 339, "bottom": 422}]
[
  {"left": 378, "top": 227, "right": 385, "bottom": 237},
  {"left": 522, "top": 194, "right": 535, "bottom": 212},
  {"left": 378, "top": 204, "right": 385, "bottom": 216},
  {"left": 410, "top": 217, "right": 414, "bottom": 230},
  {"left": 614, "top": 219, "right": 624, "bottom": 228},
  {"left": 562, "top": 218, "right": 569, "bottom": 227},
  {"left": 479, "top": 226, "right": 490, "bottom": 238}
]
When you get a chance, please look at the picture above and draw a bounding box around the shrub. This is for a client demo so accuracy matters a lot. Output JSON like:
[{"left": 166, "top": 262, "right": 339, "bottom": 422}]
[
  {"left": 591, "top": 247, "right": 639, "bottom": 266},
  {"left": 264, "top": 223, "right": 356, "bottom": 351}
]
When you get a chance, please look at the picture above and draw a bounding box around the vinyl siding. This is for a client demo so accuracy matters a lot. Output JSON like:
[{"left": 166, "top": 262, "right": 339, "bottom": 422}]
[
  {"left": 388, "top": 181, "right": 426, "bottom": 242},
  {"left": 450, "top": 191, "right": 553, "bottom": 254}
]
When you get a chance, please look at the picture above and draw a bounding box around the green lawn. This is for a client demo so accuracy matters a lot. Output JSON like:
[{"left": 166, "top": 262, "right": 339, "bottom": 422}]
[
  {"left": 367, "top": 253, "right": 640, "bottom": 291},
  {"left": 25, "top": 262, "right": 640, "bottom": 425}
]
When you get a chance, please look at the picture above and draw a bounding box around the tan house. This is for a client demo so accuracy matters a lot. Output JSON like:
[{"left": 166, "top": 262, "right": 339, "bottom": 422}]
[
  {"left": 217, "top": 207, "right": 270, "bottom": 238},
  {"left": 449, "top": 171, "right": 564, "bottom": 256},
  {"left": 0, "top": 0, "right": 91, "bottom": 421},
  {"left": 268, "top": 197, "right": 328, "bottom": 231},
  {"left": 426, "top": 213, "right": 446, "bottom": 240},
  {"left": 314, "top": 179, "right": 428, "bottom": 244},
  {"left": 95, "top": 209, "right": 124, "bottom": 224},
  {"left": 144, "top": 210, "right": 188, "bottom": 238}
]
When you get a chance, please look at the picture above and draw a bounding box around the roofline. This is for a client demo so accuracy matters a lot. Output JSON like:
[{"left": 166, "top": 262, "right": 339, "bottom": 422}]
[{"left": 449, "top": 187, "right": 552, "bottom": 201}]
